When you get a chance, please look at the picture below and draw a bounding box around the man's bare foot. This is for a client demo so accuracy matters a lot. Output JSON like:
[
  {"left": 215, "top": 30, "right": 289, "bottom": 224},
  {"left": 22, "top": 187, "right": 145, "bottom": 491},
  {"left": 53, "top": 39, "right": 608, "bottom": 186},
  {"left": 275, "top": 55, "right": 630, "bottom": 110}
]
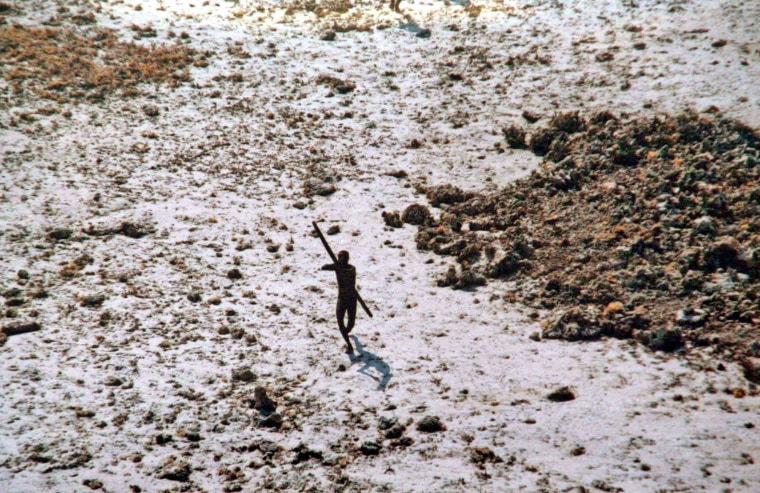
[{"left": 346, "top": 344, "right": 355, "bottom": 354}]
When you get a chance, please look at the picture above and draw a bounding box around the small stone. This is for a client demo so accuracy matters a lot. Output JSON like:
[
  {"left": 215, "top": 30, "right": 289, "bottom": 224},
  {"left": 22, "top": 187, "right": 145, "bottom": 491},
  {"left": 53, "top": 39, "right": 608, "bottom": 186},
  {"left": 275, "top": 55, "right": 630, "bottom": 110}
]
[
  {"left": 155, "top": 434, "right": 174, "bottom": 445},
  {"left": 378, "top": 416, "right": 398, "bottom": 430},
  {"left": 470, "top": 447, "right": 498, "bottom": 464},
  {"left": 570, "top": 445, "right": 586, "bottom": 456},
  {"left": 384, "top": 422, "right": 406, "bottom": 439},
  {"left": 17, "top": 270, "right": 30, "bottom": 280},
  {"left": 184, "top": 431, "right": 202, "bottom": 442},
  {"left": 416, "top": 415, "right": 445, "bottom": 433},
  {"left": 390, "top": 436, "right": 414, "bottom": 448},
  {"left": 359, "top": 441, "right": 381, "bottom": 456},
  {"left": 416, "top": 28, "right": 432, "bottom": 39},
  {"left": 83, "top": 479, "right": 103, "bottom": 490},
  {"left": 104, "top": 376, "right": 124, "bottom": 387},
  {"left": 156, "top": 459, "right": 192, "bottom": 482},
  {"left": 304, "top": 178, "right": 337, "bottom": 197},
  {"left": 529, "top": 332, "right": 541, "bottom": 342},
  {"left": 648, "top": 328, "right": 683, "bottom": 352},
  {"left": 227, "top": 268, "right": 243, "bottom": 280},
  {"left": 258, "top": 412, "right": 283, "bottom": 429},
  {"left": 681, "top": 270, "right": 704, "bottom": 292},
  {"left": 80, "top": 294, "right": 106, "bottom": 308},
  {"left": 48, "top": 228, "right": 73, "bottom": 240},
  {"left": 320, "top": 30, "right": 336, "bottom": 41},
  {"left": 382, "top": 211, "right": 403, "bottom": 228},
  {"left": 675, "top": 308, "right": 707, "bottom": 326},
  {"left": 693, "top": 216, "right": 716, "bottom": 235},
  {"left": 252, "top": 386, "right": 277, "bottom": 415},
  {"left": 187, "top": 291, "right": 202, "bottom": 303},
  {"left": 327, "top": 225, "right": 340, "bottom": 235},
  {"left": 231, "top": 367, "right": 255, "bottom": 382},
  {"left": 292, "top": 201, "right": 307, "bottom": 210},
  {"left": 401, "top": 204, "right": 432, "bottom": 226},
  {"left": 142, "top": 104, "right": 160, "bottom": 117},
  {"left": 603, "top": 301, "right": 625, "bottom": 316},
  {"left": 547, "top": 386, "right": 575, "bottom": 402}
]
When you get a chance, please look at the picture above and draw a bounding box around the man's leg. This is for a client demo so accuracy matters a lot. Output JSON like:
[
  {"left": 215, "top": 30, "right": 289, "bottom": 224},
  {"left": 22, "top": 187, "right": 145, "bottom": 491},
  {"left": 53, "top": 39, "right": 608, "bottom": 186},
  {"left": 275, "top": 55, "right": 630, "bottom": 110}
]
[
  {"left": 336, "top": 299, "right": 354, "bottom": 352},
  {"left": 346, "top": 297, "right": 357, "bottom": 334}
]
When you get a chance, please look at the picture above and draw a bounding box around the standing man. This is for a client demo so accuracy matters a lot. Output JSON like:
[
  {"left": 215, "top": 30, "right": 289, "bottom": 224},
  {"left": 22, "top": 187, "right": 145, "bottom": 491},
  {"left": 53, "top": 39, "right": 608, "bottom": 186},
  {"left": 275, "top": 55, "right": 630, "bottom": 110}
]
[
  {"left": 390, "top": 0, "right": 401, "bottom": 13},
  {"left": 321, "top": 250, "right": 358, "bottom": 353}
]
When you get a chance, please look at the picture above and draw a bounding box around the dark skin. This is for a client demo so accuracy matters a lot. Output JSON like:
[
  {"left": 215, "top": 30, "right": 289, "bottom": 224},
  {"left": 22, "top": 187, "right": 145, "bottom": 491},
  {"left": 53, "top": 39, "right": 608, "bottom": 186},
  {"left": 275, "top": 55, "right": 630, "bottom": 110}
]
[
  {"left": 321, "top": 250, "right": 357, "bottom": 353},
  {"left": 390, "top": 0, "right": 401, "bottom": 12}
]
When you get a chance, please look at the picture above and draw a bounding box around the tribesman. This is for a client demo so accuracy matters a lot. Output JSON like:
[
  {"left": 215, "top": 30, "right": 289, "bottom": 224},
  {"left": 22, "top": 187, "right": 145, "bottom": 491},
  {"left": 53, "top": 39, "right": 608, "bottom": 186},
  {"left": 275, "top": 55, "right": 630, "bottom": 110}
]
[{"left": 321, "top": 250, "right": 358, "bottom": 353}]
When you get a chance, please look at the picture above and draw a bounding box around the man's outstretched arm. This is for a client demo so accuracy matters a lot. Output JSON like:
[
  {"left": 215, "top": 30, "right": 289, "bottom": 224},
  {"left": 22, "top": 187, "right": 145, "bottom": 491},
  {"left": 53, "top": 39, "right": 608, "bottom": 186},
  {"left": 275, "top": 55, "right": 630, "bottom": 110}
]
[{"left": 321, "top": 263, "right": 337, "bottom": 271}]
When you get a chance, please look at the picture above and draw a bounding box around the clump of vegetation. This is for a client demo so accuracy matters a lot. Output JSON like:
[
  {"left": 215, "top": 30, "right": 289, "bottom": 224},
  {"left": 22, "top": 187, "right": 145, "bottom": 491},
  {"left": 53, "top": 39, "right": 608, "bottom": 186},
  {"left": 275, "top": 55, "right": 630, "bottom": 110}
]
[{"left": 0, "top": 24, "right": 207, "bottom": 103}]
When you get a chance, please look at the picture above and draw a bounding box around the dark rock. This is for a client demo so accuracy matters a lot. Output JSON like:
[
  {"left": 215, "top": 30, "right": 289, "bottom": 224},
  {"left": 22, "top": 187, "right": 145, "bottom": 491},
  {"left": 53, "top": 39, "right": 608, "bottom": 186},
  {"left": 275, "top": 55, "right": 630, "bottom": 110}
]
[
  {"left": 304, "top": 178, "right": 337, "bottom": 197},
  {"left": 121, "top": 221, "right": 155, "bottom": 238},
  {"left": 315, "top": 74, "right": 355, "bottom": 94},
  {"left": 292, "top": 444, "right": 323, "bottom": 464},
  {"left": 416, "top": 28, "right": 432, "bottom": 39},
  {"left": 543, "top": 308, "right": 601, "bottom": 341},
  {"left": 48, "top": 228, "right": 73, "bottom": 241},
  {"left": 83, "top": 479, "right": 103, "bottom": 490},
  {"left": 550, "top": 111, "right": 586, "bottom": 134},
  {"left": 546, "top": 386, "right": 575, "bottom": 402},
  {"left": 156, "top": 459, "right": 192, "bottom": 482},
  {"left": 681, "top": 270, "right": 705, "bottom": 292},
  {"left": 187, "top": 291, "right": 202, "bottom": 303},
  {"left": 252, "top": 386, "right": 277, "bottom": 416},
  {"left": 155, "top": 433, "right": 173, "bottom": 445},
  {"left": 457, "top": 270, "right": 486, "bottom": 287},
  {"left": 360, "top": 441, "right": 381, "bottom": 456},
  {"left": 386, "top": 170, "right": 408, "bottom": 179},
  {"left": 327, "top": 225, "right": 340, "bottom": 235},
  {"left": 648, "top": 328, "right": 683, "bottom": 352},
  {"left": 390, "top": 436, "right": 414, "bottom": 448},
  {"left": 184, "top": 431, "right": 202, "bottom": 442},
  {"left": 426, "top": 184, "right": 472, "bottom": 207},
  {"left": 320, "top": 30, "right": 336, "bottom": 41},
  {"left": 17, "top": 269, "right": 30, "bottom": 280},
  {"left": 3, "top": 287, "right": 22, "bottom": 298},
  {"left": 416, "top": 415, "right": 445, "bottom": 433},
  {"left": 2, "top": 320, "right": 41, "bottom": 336},
  {"left": 378, "top": 416, "right": 398, "bottom": 430},
  {"left": 705, "top": 236, "right": 742, "bottom": 271},
  {"left": 382, "top": 211, "right": 403, "bottom": 228},
  {"left": 384, "top": 422, "right": 406, "bottom": 439},
  {"left": 402, "top": 204, "right": 432, "bottom": 226},
  {"left": 104, "top": 376, "right": 123, "bottom": 386},
  {"left": 529, "top": 128, "right": 560, "bottom": 156},
  {"left": 231, "top": 367, "right": 255, "bottom": 382},
  {"left": 80, "top": 294, "right": 106, "bottom": 307},
  {"left": 502, "top": 124, "right": 527, "bottom": 149},
  {"left": 258, "top": 412, "right": 283, "bottom": 429},
  {"left": 470, "top": 447, "right": 500, "bottom": 464},
  {"left": 227, "top": 268, "right": 243, "bottom": 280},
  {"left": 142, "top": 105, "right": 160, "bottom": 117},
  {"left": 522, "top": 110, "right": 541, "bottom": 123}
]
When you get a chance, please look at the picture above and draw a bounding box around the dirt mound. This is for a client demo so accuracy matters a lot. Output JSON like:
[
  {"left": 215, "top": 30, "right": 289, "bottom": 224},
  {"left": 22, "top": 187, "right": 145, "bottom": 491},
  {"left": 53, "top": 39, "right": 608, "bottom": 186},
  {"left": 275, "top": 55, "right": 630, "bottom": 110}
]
[{"left": 412, "top": 111, "right": 759, "bottom": 361}]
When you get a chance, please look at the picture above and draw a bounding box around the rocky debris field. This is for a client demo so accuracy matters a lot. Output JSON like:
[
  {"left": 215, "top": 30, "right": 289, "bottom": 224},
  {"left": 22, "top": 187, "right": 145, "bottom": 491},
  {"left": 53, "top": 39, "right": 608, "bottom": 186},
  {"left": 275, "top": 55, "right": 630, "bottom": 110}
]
[
  {"left": 2, "top": 0, "right": 760, "bottom": 492},
  {"left": 410, "top": 111, "right": 760, "bottom": 377}
]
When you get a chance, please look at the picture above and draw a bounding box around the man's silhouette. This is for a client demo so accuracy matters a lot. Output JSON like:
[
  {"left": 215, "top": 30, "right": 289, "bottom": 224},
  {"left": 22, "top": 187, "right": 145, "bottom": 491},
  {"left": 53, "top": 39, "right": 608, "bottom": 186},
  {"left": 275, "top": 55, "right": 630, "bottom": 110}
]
[{"left": 321, "top": 250, "right": 357, "bottom": 353}]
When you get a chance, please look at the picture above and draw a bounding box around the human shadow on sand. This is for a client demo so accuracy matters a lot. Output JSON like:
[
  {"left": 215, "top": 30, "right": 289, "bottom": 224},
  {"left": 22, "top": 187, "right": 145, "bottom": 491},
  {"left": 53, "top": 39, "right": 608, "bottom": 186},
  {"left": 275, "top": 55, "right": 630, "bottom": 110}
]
[{"left": 350, "top": 336, "right": 392, "bottom": 391}]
